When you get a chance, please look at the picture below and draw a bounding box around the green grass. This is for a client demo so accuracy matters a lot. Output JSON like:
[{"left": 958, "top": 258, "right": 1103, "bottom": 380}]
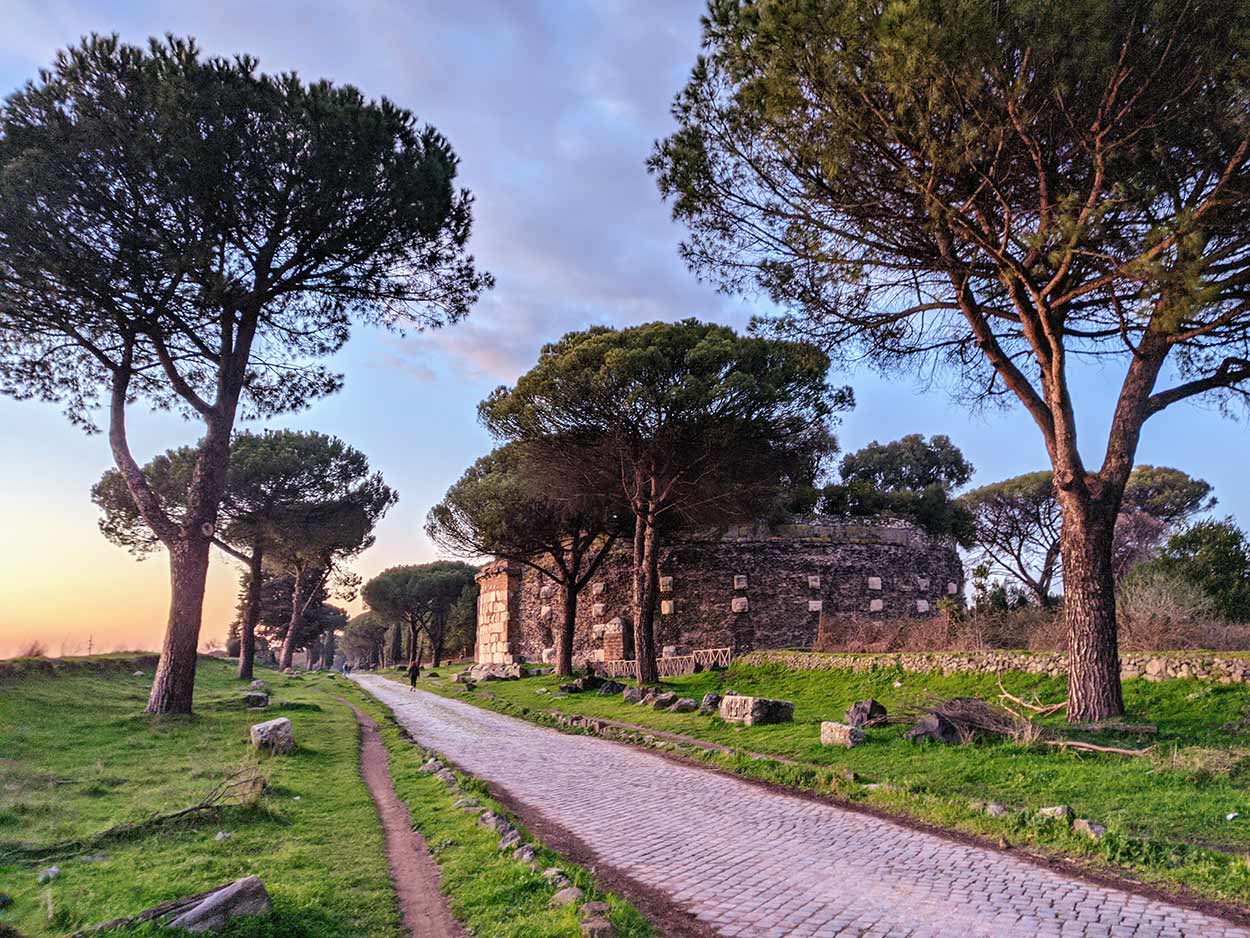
[
  {"left": 347, "top": 687, "right": 651, "bottom": 938},
  {"left": 0, "top": 658, "right": 400, "bottom": 938},
  {"left": 402, "top": 660, "right": 1250, "bottom": 908}
]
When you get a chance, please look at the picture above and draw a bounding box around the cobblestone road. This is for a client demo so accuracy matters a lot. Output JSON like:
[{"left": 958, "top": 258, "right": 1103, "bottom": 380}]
[{"left": 354, "top": 675, "right": 1249, "bottom": 938}]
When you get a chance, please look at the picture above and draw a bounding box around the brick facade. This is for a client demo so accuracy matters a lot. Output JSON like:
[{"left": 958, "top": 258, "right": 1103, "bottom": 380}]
[{"left": 475, "top": 516, "right": 964, "bottom": 666}]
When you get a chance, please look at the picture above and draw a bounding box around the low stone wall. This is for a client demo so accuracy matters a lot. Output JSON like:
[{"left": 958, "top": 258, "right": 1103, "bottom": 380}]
[{"left": 739, "top": 649, "right": 1250, "bottom": 684}]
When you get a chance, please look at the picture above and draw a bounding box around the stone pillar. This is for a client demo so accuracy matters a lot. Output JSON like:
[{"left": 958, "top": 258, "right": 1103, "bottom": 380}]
[{"left": 475, "top": 560, "right": 522, "bottom": 665}]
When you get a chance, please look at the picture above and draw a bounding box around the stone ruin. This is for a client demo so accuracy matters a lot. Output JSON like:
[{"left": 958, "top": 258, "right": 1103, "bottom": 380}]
[{"left": 474, "top": 515, "right": 963, "bottom": 667}]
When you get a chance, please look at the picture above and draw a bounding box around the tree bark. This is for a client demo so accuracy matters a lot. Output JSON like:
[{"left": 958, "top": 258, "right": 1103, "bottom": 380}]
[
  {"left": 236, "top": 545, "right": 263, "bottom": 681},
  {"left": 279, "top": 567, "right": 305, "bottom": 670},
  {"left": 145, "top": 538, "right": 211, "bottom": 715},
  {"left": 633, "top": 513, "right": 660, "bottom": 686},
  {"left": 321, "top": 628, "right": 336, "bottom": 669},
  {"left": 1060, "top": 492, "right": 1125, "bottom": 722},
  {"left": 557, "top": 583, "right": 579, "bottom": 677},
  {"left": 388, "top": 623, "right": 403, "bottom": 668}
]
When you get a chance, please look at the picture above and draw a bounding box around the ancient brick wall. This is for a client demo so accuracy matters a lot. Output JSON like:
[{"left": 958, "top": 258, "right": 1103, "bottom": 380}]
[
  {"left": 475, "top": 560, "right": 522, "bottom": 665},
  {"left": 490, "top": 517, "right": 964, "bottom": 666}
]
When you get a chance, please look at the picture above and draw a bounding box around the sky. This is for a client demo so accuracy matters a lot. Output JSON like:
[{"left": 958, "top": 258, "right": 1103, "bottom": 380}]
[{"left": 1, "top": 0, "right": 1247, "bottom": 658}]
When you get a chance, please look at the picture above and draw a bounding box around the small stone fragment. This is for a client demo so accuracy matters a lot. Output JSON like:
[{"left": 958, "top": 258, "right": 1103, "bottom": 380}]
[
  {"left": 249, "top": 717, "right": 295, "bottom": 754},
  {"left": 670, "top": 697, "right": 698, "bottom": 713},
  {"left": 249, "top": 680, "right": 266, "bottom": 691},
  {"left": 580, "top": 900, "right": 612, "bottom": 919},
  {"left": 652, "top": 692, "right": 678, "bottom": 709},
  {"left": 499, "top": 830, "right": 522, "bottom": 850},
  {"left": 1038, "top": 805, "right": 1073, "bottom": 820},
  {"left": 132, "top": 670, "right": 145, "bottom": 677},
  {"left": 515, "top": 845, "right": 536, "bottom": 862},
  {"left": 1074, "top": 818, "right": 1107, "bottom": 840},
  {"left": 820, "top": 721, "right": 865, "bottom": 748},
  {"left": 535, "top": 688, "right": 548, "bottom": 695},
  {"left": 698, "top": 692, "right": 721, "bottom": 714},
  {"left": 551, "top": 886, "right": 584, "bottom": 907},
  {"left": 214, "top": 830, "right": 232, "bottom": 842},
  {"left": 37, "top": 866, "right": 60, "bottom": 884},
  {"left": 453, "top": 798, "right": 479, "bottom": 810},
  {"left": 984, "top": 802, "right": 1009, "bottom": 818},
  {"left": 581, "top": 919, "right": 616, "bottom": 938}
]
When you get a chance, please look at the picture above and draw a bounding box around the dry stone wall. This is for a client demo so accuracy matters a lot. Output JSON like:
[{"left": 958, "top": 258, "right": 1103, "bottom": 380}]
[
  {"left": 476, "top": 517, "right": 964, "bottom": 667},
  {"left": 741, "top": 649, "right": 1250, "bottom": 683}
]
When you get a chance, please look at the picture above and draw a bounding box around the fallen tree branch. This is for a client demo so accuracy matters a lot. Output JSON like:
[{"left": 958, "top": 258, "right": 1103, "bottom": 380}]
[
  {"left": 1044, "top": 739, "right": 1157, "bottom": 757},
  {"left": 0, "top": 767, "right": 265, "bottom": 864},
  {"left": 997, "top": 679, "right": 1068, "bottom": 717}
]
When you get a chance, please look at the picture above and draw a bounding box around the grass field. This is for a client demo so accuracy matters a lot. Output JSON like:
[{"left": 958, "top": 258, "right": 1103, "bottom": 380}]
[
  {"left": 0, "top": 657, "right": 401, "bottom": 937},
  {"left": 402, "top": 658, "right": 1250, "bottom": 908},
  {"left": 0, "top": 655, "right": 652, "bottom": 938}
]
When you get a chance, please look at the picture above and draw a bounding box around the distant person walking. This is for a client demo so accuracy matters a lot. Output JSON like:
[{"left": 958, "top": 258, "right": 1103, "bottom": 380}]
[{"left": 407, "top": 660, "right": 421, "bottom": 691}]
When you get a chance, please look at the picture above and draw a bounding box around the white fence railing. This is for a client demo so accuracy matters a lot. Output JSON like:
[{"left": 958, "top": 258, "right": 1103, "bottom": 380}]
[{"left": 599, "top": 646, "right": 732, "bottom": 679}]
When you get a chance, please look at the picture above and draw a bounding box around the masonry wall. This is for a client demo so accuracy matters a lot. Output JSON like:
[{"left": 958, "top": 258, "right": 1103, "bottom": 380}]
[
  {"left": 482, "top": 517, "right": 964, "bottom": 666},
  {"left": 475, "top": 560, "right": 521, "bottom": 665}
]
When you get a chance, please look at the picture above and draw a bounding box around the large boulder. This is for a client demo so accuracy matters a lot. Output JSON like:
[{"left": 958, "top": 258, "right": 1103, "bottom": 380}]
[
  {"left": 249, "top": 717, "right": 295, "bottom": 754},
  {"left": 622, "top": 687, "right": 644, "bottom": 704},
  {"left": 820, "top": 721, "right": 865, "bottom": 748},
  {"left": 698, "top": 692, "right": 721, "bottom": 714},
  {"left": 167, "top": 876, "right": 272, "bottom": 932},
  {"left": 671, "top": 698, "right": 698, "bottom": 713},
  {"left": 718, "top": 695, "right": 794, "bottom": 727},
  {"left": 844, "top": 699, "right": 887, "bottom": 728},
  {"left": 597, "top": 680, "right": 626, "bottom": 696},
  {"left": 652, "top": 691, "right": 679, "bottom": 710}
]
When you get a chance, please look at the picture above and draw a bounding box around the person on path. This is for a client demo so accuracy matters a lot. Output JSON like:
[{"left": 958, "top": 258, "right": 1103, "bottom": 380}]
[{"left": 407, "top": 660, "right": 421, "bottom": 691}]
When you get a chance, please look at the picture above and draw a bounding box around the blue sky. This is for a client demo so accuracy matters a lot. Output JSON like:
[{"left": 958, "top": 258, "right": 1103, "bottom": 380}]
[{"left": 0, "top": 0, "right": 1246, "bottom": 655}]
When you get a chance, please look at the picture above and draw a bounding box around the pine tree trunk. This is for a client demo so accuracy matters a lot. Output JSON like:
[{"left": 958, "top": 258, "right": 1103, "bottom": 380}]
[
  {"left": 236, "top": 546, "right": 263, "bottom": 681},
  {"left": 388, "top": 624, "right": 403, "bottom": 667},
  {"left": 279, "top": 568, "right": 305, "bottom": 670},
  {"left": 557, "top": 583, "right": 578, "bottom": 677},
  {"left": 321, "top": 629, "right": 336, "bottom": 669},
  {"left": 1061, "top": 493, "right": 1125, "bottom": 722},
  {"left": 633, "top": 515, "right": 660, "bottom": 686},
  {"left": 145, "top": 538, "right": 211, "bottom": 714}
]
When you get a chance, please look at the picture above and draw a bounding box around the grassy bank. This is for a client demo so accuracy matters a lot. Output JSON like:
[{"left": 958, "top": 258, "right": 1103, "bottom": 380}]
[
  {"left": 399, "top": 659, "right": 1250, "bottom": 908},
  {"left": 0, "top": 657, "right": 400, "bottom": 938},
  {"left": 347, "top": 686, "right": 652, "bottom": 938}
]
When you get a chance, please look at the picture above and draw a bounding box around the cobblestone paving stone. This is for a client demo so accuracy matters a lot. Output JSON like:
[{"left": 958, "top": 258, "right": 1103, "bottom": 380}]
[{"left": 354, "top": 675, "right": 1250, "bottom": 938}]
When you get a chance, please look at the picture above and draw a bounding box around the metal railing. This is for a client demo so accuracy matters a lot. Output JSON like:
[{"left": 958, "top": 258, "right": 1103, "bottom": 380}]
[{"left": 599, "top": 646, "right": 732, "bottom": 679}]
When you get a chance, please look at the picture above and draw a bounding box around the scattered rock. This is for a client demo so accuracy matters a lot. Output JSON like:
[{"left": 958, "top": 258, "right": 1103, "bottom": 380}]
[
  {"left": 499, "top": 830, "right": 522, "bottom": 850},
  {"left": 722, "top": 688, "right": 740, "bottom": 697},
  {"left": 904, "top": 712, "right": 961, "bottom": 745},
  {"left": 132, "top": 671, "right": 145, "bottom": 677},
  {"left": 671, "top": 697, "right": 698, "bottom": 713},
  {"left": 819, "top": 721, "right": 865, "bottom": 748},
  {"left": 1038, "top": 805, "right": 1073, "bottom": 821},
  {"left": 0, "top": 893, "right": 11, "bottom": 909},
  {"left": 167, "top": 875, "right": 272, "bottom": 932},
  {"left": 241, "top": 692, "right": 269, "bottom": 709},
  {"left": 214, "top": 831, "right": 232, "bottom": 842},
  {"left": 638, "top": 693, "right": 657, "bottom": 707},
  {"left": 652, "top": 692, "right": 678, "bottom": 710},
  {"left": 515, "top": 845, "right": 536, "bottom": 862},
  {"left": 249, "top": 717, "right": 295, "bottom": 754},
  {"left": 37, "top": 866, "right": 60, "bottom": 884},
  {"left": 622, "top": 687, "right": 643, "bottom": 704},
  {"left": 1074, "top": 818, "right": 1107, "bottom": 840},
  {"left": 718, "top": 695, "right": 794, "bottom": 726},
  {"left": 698, "top": 692, "right": 721, "bottom": 714},
  {"left": 435, "top": 769, "right": 458, "bottom": 787},
  {"left": 892, "top": 679, "right": 904, "bottom": 688},
  {"left": 83, "top": 854, "right": 108, "bottom": 863},
  {"left": 419, "top": 759, "right": 444, "bottom": 774},
  {"left": 535, "top": 688, "right": 548, "bottom": 695},
  {"left": 1228, "top": 812, "right": 1240, "bottom": 822},
  {"left": 249, "top": 680, "right": 266, "bottom": 691},
  {"left": 453, "top": 798, "right": 479, "bottom": 810},
  {"left": 453, "top": 671, "right": 473, "bottom": 684},
  {"left": 581, "top": 919, "right": 616, "bottom": 938},
  {"left": 551, "top": 886, "right": 584, "bottom": 907},
  {"left": 580, "top": 900, "right": 611, "bottom": 919},
  {"left": 984, "top": 803, "right": 1009, "bottom": 818},
  {"left": 844, "top": 699, "right": 887, "bottom": 728},
  {"left": 427, "top": 671, "right": 439, "bottom": 678},
  {"left": 836, "top": 767, "right": 858, "bottom": 784},
  {"left": 597, "top": 681, "right": 625, "bottom": 696}
]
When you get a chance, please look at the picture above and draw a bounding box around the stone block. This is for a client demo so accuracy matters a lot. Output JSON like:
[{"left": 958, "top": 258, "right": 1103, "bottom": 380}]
[
  {"left": 699, "top": 692, "right": 721, "bottom": 713},
  {"left": 660, "top": 599, "right": 674, "bottom": 615},
  {"left": 733, "top": 574, "right": 748, "bottom": 590},
  {"left": 539, "top": 605, "right": 552, "bottom": 619},
  {"left": 592, "top": 602, "right": 606, "bottom": 616},
  {"left": 671, "top": 697, "right": 697, "bottom": 712},
  {"left": 808, "top": 600, "right": 823, "bottom": 612},
  {"left": 241, "top": 692, "right": 269, "bottom": 709},
  {"left": 916, "top": 599, "right": 930, "bottom": 614},
  {"left": 916, "top": 576, "right": 930, "bottom": 591},
  {"left": 844, "top": 699, "right": 887, "bottom": 727},
  {"left": 540, "top": 584, "right": 554, "bottom": 599},
  {"left": 604, "top": 617, "right": 623, "bottom": 634},
  {"left": 820, "top": 721, "right": 865, "bottom": 748},
  {"left": 868, "top": 576, "right": 882, "bottom": 591},
  {"left": 661, "top": 645, "right": 677, "bottom": 657},
  {"left": 807, "top": 574, "right": 821, "bottom": 589},
  {"left": 947, "top": 581, "right": 959, "bottom": 594},
  {"left": 731, "top": 596, "right": 749, "bottom": 613},
  {"left": 652, "top": 691, "right": 678, "bottom": 709},
  {"left": 250, "top": 717, "right": 294, "bottom": 754},
  {"left": 592, "top": 581, "right": 605, "bottom": 595},
  {"left": 167, "top": 876, "right": 272, "bottom": 932},
  {"left": 869, "top": 598, "right": 884, "bottom": 613},
  {"left": 622, "top": 687, "right": 644, "bottom": 704},
  {"left": 718, "top": 694, "right": 794, "bottom": 726},
  {"left": 659, "top": 576, "right": 673, "bottom": 593}
]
